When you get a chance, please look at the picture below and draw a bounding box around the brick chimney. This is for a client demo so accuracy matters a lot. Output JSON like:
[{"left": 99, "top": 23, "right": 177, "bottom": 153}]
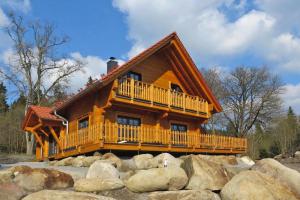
[{"left": 107, "top": 57, "right": 118, "bottom": 73}]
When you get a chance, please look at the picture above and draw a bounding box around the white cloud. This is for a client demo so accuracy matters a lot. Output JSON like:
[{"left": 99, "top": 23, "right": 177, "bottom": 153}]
[
  {"left": 281, "top": 83, "right": 300, "bottom": 114},
  {"left": 0, "top": 0, "right": 31, "bottom": 13},
  {"left": 113, "top": 0, "right": 300, "bottom": 73}
]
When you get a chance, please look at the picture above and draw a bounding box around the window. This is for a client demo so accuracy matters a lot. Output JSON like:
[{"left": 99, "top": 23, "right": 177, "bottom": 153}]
[
  {"left": 78, "top": 117, "right": 89, "bottom": 129},
  {"left": 127, "top": 71, "right": 142, "bottom": 81},
  {"left": 117, "top": 116, "right": 141, "bottom": 126},
  {"left": 171, "top": 83, "right": 183, "bottom": 93},
  {"left": 171, "top": 123, "right": 187, "bottom": 132}
]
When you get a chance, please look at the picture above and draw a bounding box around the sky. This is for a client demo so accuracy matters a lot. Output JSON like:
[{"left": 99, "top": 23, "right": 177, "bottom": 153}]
[{"left": 0, "top": 0, "right": 300, "bottom": 113}]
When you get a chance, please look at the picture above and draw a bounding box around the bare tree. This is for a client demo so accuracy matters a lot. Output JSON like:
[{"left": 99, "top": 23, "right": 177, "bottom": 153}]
[
  {"left": 0, "top": 13, "right": 84, "bottom": 154},
  {"left": 222, "top": 67, "right": 283, "bottom": 137}
]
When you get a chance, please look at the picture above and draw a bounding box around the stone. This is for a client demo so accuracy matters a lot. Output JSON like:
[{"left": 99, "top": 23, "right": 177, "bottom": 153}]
[
  {"left": 82, "top": 156, "right": 102, "bottom": 167},
  {"left": 71, "top": 156, "right": 86, "bottom": 167},
  {"left": 93, "top": 151, "right": 103, "bottom": 157},
  {"left": 22, "top": 189, "right": 115, "bottom": 200},
  {"left": 220, "top": 170, "right": 298, "bottom": 200},
  {"left": 54, "top": 157, "right": 74, "bottom": 166},
  {"left": 148, "top": 190, "right": 221, "bottom": 200},
  {"left": 10, "top": 165, "right": 74, "bottom": 192},
  {"left": 0, "top": 183, "right": 26, "bottom": 200},
  {"left": 133, "top": 154, "right": 158, "bottom": 169},
  {"left": 98, "top": 188, "right": 149, "bottom": 200},
  {"left": 125, "top": 167, "right": 188, "bottom": 192},
  {"left": 102, "top": 153, "right": 122, "bottom": 168},
  {"left": 153, "top": 153, "right": 183, "bottom": 168},
  {"left": 198, "top": 155, "right": 238, "bottom": 165},
  {"left": 238, "top": 156, "right": 255, "bottom": 166},
  {"left": 295, "top": 151, "right": 300, "bottom": 159},
  {"left": 117, "top": 159, "right": 137, "bottom": 172},
  {"left": 74, "top": 178, "right": 124, "bottom": 192},
  {"left": 86, "top": 161, "right": 120, "bottom": 179},
  {"left": 0, "top": 169, "right": 13, "bottom": 183},
  {"left": 181, "top": 155, "right": 230, "bottom": 191},
  {"left": 252, "top": 158, "right": 300, "bottom": 198}
]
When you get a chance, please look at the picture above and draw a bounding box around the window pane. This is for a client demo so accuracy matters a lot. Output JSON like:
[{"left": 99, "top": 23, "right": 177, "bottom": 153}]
[
  {"left": 78, "top": 117, "right": 89, "bottom": 129},
  {"left": 171, "top": 123, "right": 187, "bottom": 132},
  {"left": 117, "top": 116, "right": 141, "bottom": 126}
]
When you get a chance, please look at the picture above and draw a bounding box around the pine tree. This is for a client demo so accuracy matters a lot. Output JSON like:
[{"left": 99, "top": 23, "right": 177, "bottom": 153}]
[
  {"left": 86, "top": 76, "right": 94, "bottom": 87},
  {"left": 0, "top": 82, "right": 9, "bottom": 113}
]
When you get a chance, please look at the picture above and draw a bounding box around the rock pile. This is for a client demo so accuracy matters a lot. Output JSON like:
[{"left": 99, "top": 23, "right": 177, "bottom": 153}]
[{"left": 1, "top": 152, "right": 299, "bottom": 200}]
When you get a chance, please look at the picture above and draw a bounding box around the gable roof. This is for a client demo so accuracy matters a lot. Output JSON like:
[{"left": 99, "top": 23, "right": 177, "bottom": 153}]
[
  {"left": 54, "top": 32, "right": 222, "bottom": 113},
  {"left": 22, "top": 105, "right": 62, "bottom": 130}
]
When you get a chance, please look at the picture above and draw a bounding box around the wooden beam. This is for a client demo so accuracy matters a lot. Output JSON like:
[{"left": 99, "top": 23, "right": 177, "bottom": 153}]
[
  {"left": 39, "top": 128, "right": 49, "bottom": 137},
  {"left": 25, "top": 122, "right": 43, "bottom": 132},
  {"left": 32, "top": 130, "right": 44, "bottom": 148},
  {"left": 49, "top": 126, "right": 63, "bottom": 150}
]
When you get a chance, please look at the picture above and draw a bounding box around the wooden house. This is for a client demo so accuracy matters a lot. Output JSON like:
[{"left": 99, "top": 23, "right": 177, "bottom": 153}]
[{"left": 22, "top": 32, "right": 247, "bottom": 160}]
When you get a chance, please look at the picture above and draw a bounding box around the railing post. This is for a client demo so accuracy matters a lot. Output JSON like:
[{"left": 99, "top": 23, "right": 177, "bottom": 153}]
[
  {"left": 183, "top": 93, "right": 186, "bottom": 112},
  {"left": 167, "top": 89, "right": 171, "bottom": 108},
  {"left": 130, "top": 78, "right": 135, "bottom": 102},
  {"left": 196, "top": 96, "right": 200, "bottom": 115},
  {"left": 150, "top": 84, "right": 154, "bottom": 106}
]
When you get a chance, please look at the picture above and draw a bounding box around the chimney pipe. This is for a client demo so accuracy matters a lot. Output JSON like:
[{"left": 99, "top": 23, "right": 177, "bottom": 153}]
[{"left": 107, "top": 57, "right": 118, "bottom": 73}]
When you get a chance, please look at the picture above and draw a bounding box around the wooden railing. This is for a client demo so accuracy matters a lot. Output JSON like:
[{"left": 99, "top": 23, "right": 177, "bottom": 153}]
[
  {"left": 60, "top": 122, "right": 247, "bottom": 152},
  {"left": 116, "top": 78, "right": 209, "bottom": 115}
]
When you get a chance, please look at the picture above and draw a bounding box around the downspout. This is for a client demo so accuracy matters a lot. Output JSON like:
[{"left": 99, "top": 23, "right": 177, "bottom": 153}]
[{"left": 54, "top": 110, "right": 69, "bottom": 135}]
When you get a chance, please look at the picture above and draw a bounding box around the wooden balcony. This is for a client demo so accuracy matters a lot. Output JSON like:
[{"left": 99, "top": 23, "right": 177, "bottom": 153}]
[
  {"left": 112, "top": 78, "right": 209, "bottom": 118},
  {"left": 55, "top": 122, "right": 247, "bottom": 159}
]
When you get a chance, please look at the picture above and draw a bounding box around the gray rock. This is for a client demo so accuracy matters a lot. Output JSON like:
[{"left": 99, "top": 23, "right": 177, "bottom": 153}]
[
  {"left": 125, "top": 167, "right": 188, "bottom": 192},
  {"left": 133, "top": 154, "right": 158, "bottom": 169},
  {"left": 98, "top": 188, "right": 149, "bottom": 200},
  {"left": 74, "top": 178, "right": 124, "bottom": 192},
  {"left": 153, "top": 153, "right": 183, "bottom": 168},
  {"left": 22, "top": 189, "right": 115, "bottom": 200},
  {"left": 10, "top": 165, "right": 74, "bottom": 192},
  {"left": 252, "top": 158, "right": 300, "bottom": 198},
  {"left": 0, "top": 169, "right": 13, "bottom": 184},
  {"left": 182, "top": 155, "right": 230, "bottom": 191},
  {"left": 148, "top": 190, "right": 221, "bottom": 200},
  {"left": 54, "top": 157, "right": 74, "bottom": 166},
  {"left": 220, "top": 170, "right": 298, "bottom": 200},
  {"left": 86, "top": 161, "right": 120, "bottom": 179},
  {"left": 0, "top": 183, "right": 26, "bottom": 200}
]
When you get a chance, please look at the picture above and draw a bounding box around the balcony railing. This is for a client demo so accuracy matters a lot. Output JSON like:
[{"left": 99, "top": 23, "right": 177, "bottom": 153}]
[
  {"left": 60, "top": 122, "right": 247, "bottom": 152},
  {"left": 114, "top": 78, "right": 209, "bottom": 116}
]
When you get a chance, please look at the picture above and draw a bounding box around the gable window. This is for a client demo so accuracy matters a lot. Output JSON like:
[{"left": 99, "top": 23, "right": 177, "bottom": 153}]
[
  {"left": 117, "top": 115, "right": 141, "bottom": 126},
  {"left": 127, "top": 71, "right": 142, "bottom": 81},
  {"left": 78, "top": 117, "right": 89, "bottom": 129},
  {"left": 171, "top": 83, "right": 183, "bottom": 93},
  {"left": 171, "top": 123, "right": 187, "bottom": 132}
]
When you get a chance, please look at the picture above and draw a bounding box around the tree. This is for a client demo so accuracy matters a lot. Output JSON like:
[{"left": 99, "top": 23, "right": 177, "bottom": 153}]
[
  {"left": 222, "top": 67, "right": 283, "bottom": 137},
  {"left": 0, "top": 82, "right": 9, "bottom": 114},
  {"left": 0, "top": 13, "right": 84, "bottom": 155}
]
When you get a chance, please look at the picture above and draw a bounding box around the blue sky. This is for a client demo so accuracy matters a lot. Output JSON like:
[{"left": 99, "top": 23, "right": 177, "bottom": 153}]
[{"left": 0, "top": 0, "right": 300, "bottom": 113}]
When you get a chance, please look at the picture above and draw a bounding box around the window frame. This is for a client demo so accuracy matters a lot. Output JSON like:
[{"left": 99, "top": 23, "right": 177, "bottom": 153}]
[
  {"left": 127, "top": 71, "right": 142, "bottom": 81},
  {"left": 170, "top": 123, "right": 188, "bottom": 132},
  {"left": 78, "top": 116, "right": 89, "bottom": 130},
  {"left": 117, "top": 115, "right": 141, "bottom": 126}
]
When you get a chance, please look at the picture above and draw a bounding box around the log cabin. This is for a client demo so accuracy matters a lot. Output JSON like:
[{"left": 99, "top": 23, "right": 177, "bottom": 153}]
[{"left": 22, "top": 32, "right": 247, "bottom": 160}]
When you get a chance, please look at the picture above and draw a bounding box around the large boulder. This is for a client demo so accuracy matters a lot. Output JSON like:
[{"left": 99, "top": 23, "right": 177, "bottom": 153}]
[
  {"left": 153, "top": 153, "right": 183, "bottom": 168},
  {"left": 102, "top": 153, "right": 122, "bottom": 168},
  {"left": 86, "top": 161, "right": 120, "bottom": 179},
  {"left": 133, "top": 154, "right": 158, "bottom": 169},
  {"left": 220, "top": 170, "right": 298, "bottom": 200},
  {"left": 148, "top": 190, "right": 221, "bottom": 200},
  {"left": 117, "top": 159, "right": 137, "bottom": 172},
  {"left": 98, "top": 188, "right": 149, "bottom": 200},
  {"left": 0, "top": 169, "right": 13, "bottom": 183},
  {"left": 125, "top": 167, "right": 188, "bottom": 192},
  {"left": 182, "top": 155, "right": 230, "bottom": 191},
  {"left": 54, "top": 157, "right": 74, "bottom": 166},
  {"left": 10, "top": 165, "right": 74, "bottom": 192},
  {"left": 74, "top": 178, "right": 124, "bottom": 192},
  {"left": 82, "top": 156, "right": 102, "bottom": 167},
  {"left": 252, "top": 158, "right": 300, "bottom": 198},
  {"left": 0, "top": 183, "right": 26, "bottom": 200},
  {"left": 22, "top": 189, "right": 115, "bottom": 200},
  {"left": 198, "top": 155, "right": 238, "bottom": 165},
  {"left": 295, "top": 151, "right": 300, "bottom": 159},
  {"left": 238, "top": 156, "right": 255, "bottom": 166},
  {"left": 71, "top": 156, "right": 86, "bottom": 167}
]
